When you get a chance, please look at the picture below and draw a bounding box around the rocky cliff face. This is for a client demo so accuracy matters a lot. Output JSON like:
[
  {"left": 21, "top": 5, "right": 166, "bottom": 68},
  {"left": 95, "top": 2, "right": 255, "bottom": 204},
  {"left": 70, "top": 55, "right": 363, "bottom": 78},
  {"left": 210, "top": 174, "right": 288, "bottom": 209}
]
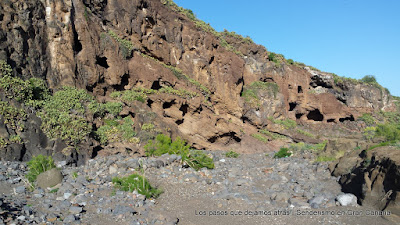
[{"left": 0, "top": 0, "right": 397, "bottom": 157}]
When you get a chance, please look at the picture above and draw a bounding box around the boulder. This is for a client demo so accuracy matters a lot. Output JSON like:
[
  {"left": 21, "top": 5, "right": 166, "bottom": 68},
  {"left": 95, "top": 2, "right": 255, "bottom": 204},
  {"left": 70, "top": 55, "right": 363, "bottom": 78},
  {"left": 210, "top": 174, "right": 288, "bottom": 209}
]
[{"left": 37, "top": 168, "right": 63, "bottom": 189}]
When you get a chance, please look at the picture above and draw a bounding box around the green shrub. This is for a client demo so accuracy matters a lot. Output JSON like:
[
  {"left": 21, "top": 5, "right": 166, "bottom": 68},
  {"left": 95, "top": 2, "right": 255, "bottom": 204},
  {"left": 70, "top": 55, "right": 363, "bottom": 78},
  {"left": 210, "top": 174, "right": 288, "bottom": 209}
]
[
  {"left": 363, "top": 126, "right": 377, "bottom": 141},
  {"left": 95, "top": 117, "right": 136, "bottom": 145},
  {"left": 112, "top": 174, "right": 162, "bottom": 198},
  {"left": 359, "top": 113, "right": 375, "bottom": 126},
  {"left": 251, "top": 133, "right": 269, "bottom": 143},
  {"left": 0, "top": 100, "right": 27, "bottom": 131},
  {"left": 286, "top": 59, "right": 294, "bottom": 65},
  {"left": 26, "top": 155, "right": 56, "bottom": 183},
  {"left": 315, "top": 155, "right": 336, "bottom": 162},
  {"left": 242, "top": 81, "right": 280, "bottom": 107},
  {"left": 259, "top": 129, "right": 287, "bottom": 140},
  {"left": 225, "top": 150, "right": 239, "bottom": 158},
  {"left": 296, "top": 129, "right": 314, "bottom": 138},
  {"left": 9, "top": 135, "right": 22, "bottom": 144},
  {"left": 375, "top": 123, "right": 400, "bottom": 142},
  {"left": 0, "top": 62, "right": 50, "bottom": 105},
  {"left": 141, "top": 123, "right": 155, "bottom": 131},
  {"left": 288, "top": 141, "right": 327, "bottom": 152},
  {"left": 0, "top": 137, "right": 7, "bottom": 148},
  {"left": 271, "top": 118, "right": 297, "bottom": 129},
  {"left": 274, "top": 148, "right": 292, "bottom": 158},
  {"left": 104, "top": 102, "right": 123, "bottom": 116},
  {"left": 144, "top": 134, "right": 214, "bottom": 170},
  {"left": 159, "top": 86, "right": 197, "bottom": 99},
  {"left": 360, "top": 75, "right": 377, "bottom": 84},
  {"left": 108, "top": 30, "right": 134, "bottom": 59},
  {"left": 38, "top": 86, "right": 93, "bottom": 145},
  {"left": 183, "top": 150, "right": 215, "bottom": 170}
]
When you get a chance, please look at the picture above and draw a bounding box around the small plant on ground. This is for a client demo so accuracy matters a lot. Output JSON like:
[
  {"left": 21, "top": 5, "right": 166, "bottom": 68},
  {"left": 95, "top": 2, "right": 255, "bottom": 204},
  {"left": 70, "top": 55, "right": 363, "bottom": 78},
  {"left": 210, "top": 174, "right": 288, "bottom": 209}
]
[
  {"left": 72, "top": 171, "right": 78, "bottom": 179},
  {"left": 225, "top": 150, "right": 239, "bottom": 158},
  {"left": 145, "top": 134, "right": 214, "bottom": 170},
  {"left": 49, "top": 188, "right": 59, "bottom": 193},
  {"left": 274, "top": 148, "right": 292, "bottom": 158},
  {"left": 112, "top": 174, "right": 162, "bottom": 198},
  {"left": 26, "top": 155, "right": 56, "bottom": 183}
]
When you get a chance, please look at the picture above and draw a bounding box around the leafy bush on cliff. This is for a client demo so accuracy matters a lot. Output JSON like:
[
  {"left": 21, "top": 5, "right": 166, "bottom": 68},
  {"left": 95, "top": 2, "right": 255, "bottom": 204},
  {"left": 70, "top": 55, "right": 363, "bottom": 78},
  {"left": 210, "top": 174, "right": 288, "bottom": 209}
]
[
  {"left": 145, "top": 134, "right": 214, "bottom": 170},
  {"left": 242, "top": 81, "right": 280, "bottom": 108},
  {"left": 38, "top": 86, "right": 94, "bottom": 145},
  {"left": 375, "top": 122, "right": 400, "bottom": 142},
  {"left": 358, "top": 113, "right": 375, "bottom": 126},
  {"left": 0, "top": 100, "right": 27, "bottom": 131},
  {"left": 95, "top": 117, "right": 137, "bottom": 145}
]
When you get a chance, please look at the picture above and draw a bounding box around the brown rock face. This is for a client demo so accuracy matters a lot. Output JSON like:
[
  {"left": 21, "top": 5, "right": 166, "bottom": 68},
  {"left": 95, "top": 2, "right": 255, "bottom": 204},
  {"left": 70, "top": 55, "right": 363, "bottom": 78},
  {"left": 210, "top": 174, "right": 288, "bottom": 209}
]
[
  {"left": 331, "top": 147, "right": 400, "bottom": 217},
  {"left": 0, "top": 0, "right": 397, "bottom": 153}
]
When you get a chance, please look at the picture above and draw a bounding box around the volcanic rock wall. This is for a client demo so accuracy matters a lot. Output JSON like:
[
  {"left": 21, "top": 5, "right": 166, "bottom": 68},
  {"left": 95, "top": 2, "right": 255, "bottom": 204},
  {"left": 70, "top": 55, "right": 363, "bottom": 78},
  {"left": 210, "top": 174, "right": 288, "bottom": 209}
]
[{"left": 0, "top": 0, "right": 396, "bottom": 152}]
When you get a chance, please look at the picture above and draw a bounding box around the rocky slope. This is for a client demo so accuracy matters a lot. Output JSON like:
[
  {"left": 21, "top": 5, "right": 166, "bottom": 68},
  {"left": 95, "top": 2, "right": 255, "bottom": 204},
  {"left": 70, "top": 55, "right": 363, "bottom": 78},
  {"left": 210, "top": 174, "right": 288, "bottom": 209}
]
[
  {"left": 0, "top": 0, "right": 397, "bottom": 155},
  {"left": 0, "top": 151, "right": 396, "bottom": 225}
]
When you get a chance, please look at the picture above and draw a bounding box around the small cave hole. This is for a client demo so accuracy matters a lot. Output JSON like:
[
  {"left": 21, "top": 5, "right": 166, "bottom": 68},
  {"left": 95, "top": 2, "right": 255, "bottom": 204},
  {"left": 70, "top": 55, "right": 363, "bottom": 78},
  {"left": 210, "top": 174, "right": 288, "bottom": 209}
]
[
  {"left": 147, "top": 99, "right": 154, "bottom": 108},
  {"left": 236, "top": 77, "right": 244, "bottom": 86},
  {"left": 163, "top": 100, "right": 175, "bottom": 109},
  {"left": 289, "top": 102, "right": 297, "bottom": 111},
  {"left": 146, "top": 17, "right": 155, "bottom": 26},
  {"left": 179, "top": 104, "right": 189, "bottom": 117},
  {"left": 112, "top": 74, "right": 130, "bottom": 91},
  {"left": 73, "top": 26, "right": 82, "bottom": 53},
  {"left": 175, "top": 119, "right": 184, "bottom": 125},
  {"left": 91, "top": 146, "right": 103, "bottom": 158},
  {"left": 209, "top": 56, "right": 215, "bottom": 64},
  {"left": 138, "top": 0, "right": 148, "bottom": 9},
  {"left": 298, "top": 86, "right": 303, "bottom": 93},
  {"left": 96, "top": 56, "right": 109, "bottom": 69},
  {"left": 288, "top": 84, "right": 293, "bottom": 89},
  {"left": 194, "top": 105, "right": 203, "bottom": 114},
  {"left": 151, "top": 80, "right": 162, "bottom": 90},
  {"left": 307, "top": 109, "right": 324, "bottom": 121},
  {"left": 327, "top": 119, "right": 336, "bottom": 123},
  {"left": 339, "top": 115, "right": 355, "bottom": 122},
  {"left": 296, "top": 113, "right": 304, "bottom": 119}
]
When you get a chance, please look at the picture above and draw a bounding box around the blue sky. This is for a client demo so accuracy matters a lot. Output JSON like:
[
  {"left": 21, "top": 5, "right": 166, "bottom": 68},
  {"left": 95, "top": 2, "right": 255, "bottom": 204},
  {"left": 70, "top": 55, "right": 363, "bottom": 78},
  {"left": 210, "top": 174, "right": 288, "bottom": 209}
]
[{"left": 174, "top": 0, "right": 400, "bottom": 96}]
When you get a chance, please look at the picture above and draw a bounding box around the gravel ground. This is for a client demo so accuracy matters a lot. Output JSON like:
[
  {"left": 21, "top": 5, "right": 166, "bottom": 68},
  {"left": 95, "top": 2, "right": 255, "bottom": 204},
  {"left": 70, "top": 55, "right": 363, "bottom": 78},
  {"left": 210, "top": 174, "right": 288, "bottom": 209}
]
[{"left": 0, "top": 151, "right": 397, "bottom": 225}]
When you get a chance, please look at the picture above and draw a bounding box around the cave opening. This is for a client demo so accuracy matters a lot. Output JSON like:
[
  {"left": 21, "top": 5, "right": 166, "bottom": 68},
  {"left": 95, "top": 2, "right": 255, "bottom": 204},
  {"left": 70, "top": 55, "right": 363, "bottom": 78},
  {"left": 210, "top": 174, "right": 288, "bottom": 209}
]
[
  {"left": 289, "top": 102, "right": 297, "bottom": 111},
  {"left": 298, "top": 86, "right": 303, "bottom": 93},
  {"left": 175, "top": 119, "right": 184, "bottom": 125},
  {"left": 151, "top": 80, "right": 161, "bottom": 90},
  {"left": 96, "top": 56, "right": 109, "bottom": 69},
  {"left": 296, "top": 113, "right": 304, "bottom": 119},
  {"left": 307, "top": 109, "right": 324, "bottom": 121},
  {"left": 162, "top": 100, "right": 175, "bottom": 109},
  {"left": 327, "top": 119, "right": 336, "bottom": 123},
  {"left": 339, "top": 115, "right": 355, "bottom": 122},
  {"left": 179, "top": 104, "right": 189, "bottom": 117},
  {"left": 112, "top": 73, "right": 129, "bottom": 91},
  {"left": 147, "top": 99, "right": 154, "bottom": 108}
]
